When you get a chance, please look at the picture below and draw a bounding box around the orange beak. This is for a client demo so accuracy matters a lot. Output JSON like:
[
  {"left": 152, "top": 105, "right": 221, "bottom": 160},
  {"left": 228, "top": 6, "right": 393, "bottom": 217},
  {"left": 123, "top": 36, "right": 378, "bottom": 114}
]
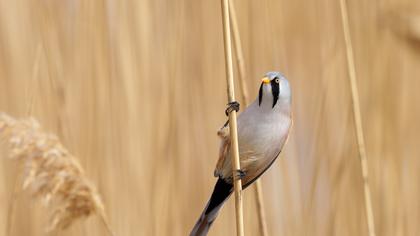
[{"left": 261, "top": 77, "right": 270, "bottom": 84}]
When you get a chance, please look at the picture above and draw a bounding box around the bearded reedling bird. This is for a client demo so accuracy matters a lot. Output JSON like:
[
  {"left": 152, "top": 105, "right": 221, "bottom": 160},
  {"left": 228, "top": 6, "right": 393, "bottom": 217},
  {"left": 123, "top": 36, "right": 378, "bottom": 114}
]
[{"left": 190, "top": 71, "right": 292, "bottom": 236}]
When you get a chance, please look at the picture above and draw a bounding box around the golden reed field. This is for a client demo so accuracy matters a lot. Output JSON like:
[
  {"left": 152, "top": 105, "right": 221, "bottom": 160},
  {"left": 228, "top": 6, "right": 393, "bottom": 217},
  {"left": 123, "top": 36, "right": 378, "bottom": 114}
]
[{"left": 1, "top": 0, "right": 420, "bottom": 235}]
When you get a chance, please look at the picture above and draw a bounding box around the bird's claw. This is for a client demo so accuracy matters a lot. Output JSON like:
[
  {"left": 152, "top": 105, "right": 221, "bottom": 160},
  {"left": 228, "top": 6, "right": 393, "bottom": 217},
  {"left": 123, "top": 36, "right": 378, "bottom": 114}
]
[
  {"left": 225, "top": 101, "right": 240, "bottom": 116},
  {"left": 234, "top": 169, "right": 246, "bottom": 181}
]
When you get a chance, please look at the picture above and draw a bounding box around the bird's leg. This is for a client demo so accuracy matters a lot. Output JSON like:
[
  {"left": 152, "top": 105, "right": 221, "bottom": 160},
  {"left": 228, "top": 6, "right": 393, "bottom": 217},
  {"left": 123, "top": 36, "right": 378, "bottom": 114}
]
[
  {"left": 221, "top": 119, "right": 229, "bottom": 129},
  {"left": 225, "top": 101, "right": 240, "bottom": 116},
  {"left": 234, "top": 169, "right": 246, "bottom": 181},
  {"left": 220, "top": 101, "right": 240, "bottom": 129}
]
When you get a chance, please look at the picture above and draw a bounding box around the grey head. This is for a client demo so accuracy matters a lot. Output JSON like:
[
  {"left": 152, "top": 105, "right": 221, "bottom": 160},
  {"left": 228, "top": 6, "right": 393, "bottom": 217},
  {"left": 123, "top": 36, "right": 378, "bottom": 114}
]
[{"left": 258, "top": 71, "right": 291, "bottom": 108}]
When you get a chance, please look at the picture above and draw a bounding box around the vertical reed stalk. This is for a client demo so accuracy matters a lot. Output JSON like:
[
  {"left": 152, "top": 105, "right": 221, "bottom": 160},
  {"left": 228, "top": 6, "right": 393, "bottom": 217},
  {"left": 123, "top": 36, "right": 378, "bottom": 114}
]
[
  {"left": 228, "top": 0, "right": 249, "bottom": 105},
  {"left": 5, "top": 165, "right": 21, "bottom": 236},
  {"left": 229, "top": 1, "right": 268, "bottom": 235},
  {"left": 253, "top": 181, "right": 269, "bottom": 236},
  {"left": 339, "top": 1, "right": 376, "bottom": 236},
  {"left": 6, "top": 44, "right": 42, "bottom": 236},
  {"left": 220, "top": 0, "right": 244, "bottom": 235}
]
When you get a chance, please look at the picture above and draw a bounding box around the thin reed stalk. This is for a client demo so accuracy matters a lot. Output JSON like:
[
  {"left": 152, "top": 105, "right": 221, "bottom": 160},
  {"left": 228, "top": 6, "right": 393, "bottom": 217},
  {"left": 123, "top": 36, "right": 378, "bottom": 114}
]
[
  {"left": 253, "top": 181, "right": 269, "bottom": 236},
  {"left": 0, "top": 113, "right": 114, "bottom": 236},
  {"left": 5, "top": 163, "right": 22, "bottom": 236},
  {"left": 6, "top": 44, "right": 42, "bottom": 236},
  {"left": 228, "top": 0, "right": 249, "bottom": 105},
  {"left": 229, "top": 1, "right": 268, "bottom": 235},
  {"left": 339, "top": 1, "right": 376, "bottom": 236},
  {"left": 220, "top": 0, "right": 244, "bottom": 235}
]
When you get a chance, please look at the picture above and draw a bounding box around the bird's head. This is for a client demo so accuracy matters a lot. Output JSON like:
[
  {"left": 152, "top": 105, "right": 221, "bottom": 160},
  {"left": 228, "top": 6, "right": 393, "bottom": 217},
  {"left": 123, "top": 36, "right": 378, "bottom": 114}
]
[{"left": 258, "top": 71, "right": 291, "bottom": 109}]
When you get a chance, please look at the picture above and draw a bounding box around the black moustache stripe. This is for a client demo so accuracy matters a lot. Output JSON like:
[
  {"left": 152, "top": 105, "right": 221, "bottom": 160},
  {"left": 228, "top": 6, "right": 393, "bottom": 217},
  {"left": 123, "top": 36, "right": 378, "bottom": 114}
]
[
  {"left": 271, "top": 80, "right": 279, "bottom": 108},
  {"left": 259, "top": 80, "right": 280, "bottom": 108}
]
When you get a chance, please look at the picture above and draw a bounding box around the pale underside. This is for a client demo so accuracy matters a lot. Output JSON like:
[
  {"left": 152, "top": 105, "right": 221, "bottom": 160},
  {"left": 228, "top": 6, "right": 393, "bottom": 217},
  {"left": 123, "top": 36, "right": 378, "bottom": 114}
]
[{"left": 214, "top": 101, "right": 292, "bottom": 186}]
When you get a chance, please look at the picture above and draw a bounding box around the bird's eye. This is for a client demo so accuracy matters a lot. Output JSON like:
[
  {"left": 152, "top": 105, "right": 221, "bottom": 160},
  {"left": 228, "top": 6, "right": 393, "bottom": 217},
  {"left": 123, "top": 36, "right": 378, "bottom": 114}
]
[{"left": 275, "top": 78, "right": 280, "bottom": 83}]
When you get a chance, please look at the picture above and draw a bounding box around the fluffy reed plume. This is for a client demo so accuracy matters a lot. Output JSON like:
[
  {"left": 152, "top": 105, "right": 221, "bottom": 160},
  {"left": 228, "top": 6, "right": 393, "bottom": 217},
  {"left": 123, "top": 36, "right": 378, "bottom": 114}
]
[{"left": 0, "top": 112, "right": 107, "bottom": 232}]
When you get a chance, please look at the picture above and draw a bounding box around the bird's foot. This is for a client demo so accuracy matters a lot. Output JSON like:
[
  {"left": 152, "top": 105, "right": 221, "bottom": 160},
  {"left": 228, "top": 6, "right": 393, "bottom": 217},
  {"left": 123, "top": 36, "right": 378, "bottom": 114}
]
[
  {"left": 225, "top": 101, "right": 240, "bottom": 116},
  {"left": 221, "top": 119, "right": 229, "bottom": 129},
  {"left": 234, "top": 169, "right": 246, "bottom": 181}
]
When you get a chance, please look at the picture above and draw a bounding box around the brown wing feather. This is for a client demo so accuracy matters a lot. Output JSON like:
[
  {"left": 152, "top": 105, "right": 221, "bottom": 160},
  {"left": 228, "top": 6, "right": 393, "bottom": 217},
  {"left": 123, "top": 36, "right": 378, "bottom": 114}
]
[{"left": 214, "top": 126, "right": 230, "bottom": 177}]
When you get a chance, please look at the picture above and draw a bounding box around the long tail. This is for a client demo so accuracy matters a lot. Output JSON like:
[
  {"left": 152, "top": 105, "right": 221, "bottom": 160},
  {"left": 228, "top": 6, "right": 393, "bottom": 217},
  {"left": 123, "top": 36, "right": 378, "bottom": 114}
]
[{"left": 190, "top": 178, "right": 233, "bottom": 236}]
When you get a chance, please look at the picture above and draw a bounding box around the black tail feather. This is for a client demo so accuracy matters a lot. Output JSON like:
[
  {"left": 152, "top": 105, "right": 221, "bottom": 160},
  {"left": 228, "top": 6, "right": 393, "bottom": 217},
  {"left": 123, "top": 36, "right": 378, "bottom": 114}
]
[
  {"left": 205, "top": 178, "right": 232, "bottom": 214},
  {"left": 190, "top": 178, "right": 233, "bottom": 236}
]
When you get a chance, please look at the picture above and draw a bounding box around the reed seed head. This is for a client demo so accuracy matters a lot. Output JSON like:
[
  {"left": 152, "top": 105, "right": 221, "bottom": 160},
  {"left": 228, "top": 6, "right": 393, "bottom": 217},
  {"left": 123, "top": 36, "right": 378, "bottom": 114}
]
[{"left": 0, "top": 112, "right": 105, "bottom": 231}]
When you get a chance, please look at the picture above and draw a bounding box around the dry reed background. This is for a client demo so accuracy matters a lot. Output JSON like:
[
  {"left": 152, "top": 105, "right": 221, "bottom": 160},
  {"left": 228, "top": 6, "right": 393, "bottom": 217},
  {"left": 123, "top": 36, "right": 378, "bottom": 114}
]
[{"left": 0, "top": 0, "right": 419, "bottom": 236}]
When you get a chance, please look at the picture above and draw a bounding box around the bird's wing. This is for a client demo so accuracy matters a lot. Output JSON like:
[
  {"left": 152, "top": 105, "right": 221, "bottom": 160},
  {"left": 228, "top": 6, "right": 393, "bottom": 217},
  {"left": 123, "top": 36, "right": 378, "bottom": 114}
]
[
  {"left": 214, "top": 125, "right": 230, "bottom": 177},
  {"left": 242, "top": 129, "right": 291, "bottom": 188}
]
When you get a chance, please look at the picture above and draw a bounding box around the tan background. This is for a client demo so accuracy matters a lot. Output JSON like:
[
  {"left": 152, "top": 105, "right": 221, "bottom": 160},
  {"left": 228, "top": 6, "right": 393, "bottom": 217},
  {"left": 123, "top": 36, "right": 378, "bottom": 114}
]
[{"left": 0, "top": 0, "right": 419, "bottom": 235}]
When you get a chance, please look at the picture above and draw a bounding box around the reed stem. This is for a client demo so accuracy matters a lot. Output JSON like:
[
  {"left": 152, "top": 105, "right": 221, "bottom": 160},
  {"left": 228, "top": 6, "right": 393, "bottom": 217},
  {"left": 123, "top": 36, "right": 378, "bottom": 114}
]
[
  {"left": 99, "top": 213, "right": 116, "bottom": 236},
  {"left": 228, "top": 1, "right": 268, "bottom": 235},
  {"left": 220, "top": 0, "right": 244, "bottom": 235},
  {"left": 5, "top": 44, "right": 41, "bottom": 236},
  {"left": 339, "top": 1, "right": 376, "bottom": 235}
]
